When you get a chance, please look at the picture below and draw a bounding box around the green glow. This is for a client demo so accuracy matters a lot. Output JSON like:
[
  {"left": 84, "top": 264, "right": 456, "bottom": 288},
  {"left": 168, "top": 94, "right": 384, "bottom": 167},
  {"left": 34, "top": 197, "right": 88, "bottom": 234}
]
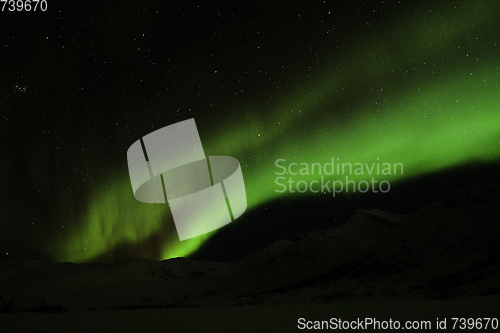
[
  {"left": 47, "top": 1, "right": 500, "bottom": 263},
  {"left": 47, "top": 173, "right": 214, "bottom": 263},
  {"left": 206, "top": 1, "right": 500, "bottom": 208},
  {"left": 208, "top": 63, "right": 500, "bottom": 212}
]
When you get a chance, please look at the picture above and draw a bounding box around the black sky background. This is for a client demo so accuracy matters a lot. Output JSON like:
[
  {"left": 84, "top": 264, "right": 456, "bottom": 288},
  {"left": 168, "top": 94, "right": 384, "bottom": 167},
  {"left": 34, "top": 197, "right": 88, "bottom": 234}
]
[{"left": 0, "top": 0, "right": 498, "bottom": 262}]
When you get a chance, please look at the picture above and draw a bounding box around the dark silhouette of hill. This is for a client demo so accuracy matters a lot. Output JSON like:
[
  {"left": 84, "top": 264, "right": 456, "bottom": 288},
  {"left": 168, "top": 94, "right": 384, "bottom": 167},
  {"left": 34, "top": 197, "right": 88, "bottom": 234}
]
[{"left": 0, "top": 166, "right": 498, "bottom": 312}]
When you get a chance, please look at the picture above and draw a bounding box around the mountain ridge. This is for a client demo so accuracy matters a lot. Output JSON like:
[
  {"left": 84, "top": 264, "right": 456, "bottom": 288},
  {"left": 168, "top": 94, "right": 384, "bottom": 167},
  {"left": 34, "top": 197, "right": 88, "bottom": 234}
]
[{"left": 0, "top": 169, "right": 499, "bottom": 311}]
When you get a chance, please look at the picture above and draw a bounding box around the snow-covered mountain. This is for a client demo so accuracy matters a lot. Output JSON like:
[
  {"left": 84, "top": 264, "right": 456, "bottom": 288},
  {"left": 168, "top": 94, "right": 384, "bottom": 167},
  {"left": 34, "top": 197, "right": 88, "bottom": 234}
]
[{"left": 1, "top": 170, "right": 499, "bottom": 312}]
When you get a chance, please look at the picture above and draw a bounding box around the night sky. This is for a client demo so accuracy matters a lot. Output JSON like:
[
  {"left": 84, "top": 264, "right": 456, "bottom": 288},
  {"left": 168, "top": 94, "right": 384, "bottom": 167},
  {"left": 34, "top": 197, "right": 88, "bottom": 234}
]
[{"left": 1, "top": 0, "right": 499, "bottom": 263}]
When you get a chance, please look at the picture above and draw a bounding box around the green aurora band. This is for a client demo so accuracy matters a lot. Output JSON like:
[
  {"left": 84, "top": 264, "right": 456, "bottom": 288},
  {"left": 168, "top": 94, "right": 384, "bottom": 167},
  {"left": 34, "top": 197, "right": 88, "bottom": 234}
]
[{"left": 47, "top": 2, "right": 500, "bottom": 262}]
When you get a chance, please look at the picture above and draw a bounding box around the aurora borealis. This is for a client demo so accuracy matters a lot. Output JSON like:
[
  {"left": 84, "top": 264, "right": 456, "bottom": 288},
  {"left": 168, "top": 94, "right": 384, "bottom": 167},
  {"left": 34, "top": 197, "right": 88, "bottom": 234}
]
[{"left": 1, "top": 1, "right": 499, "bottom": 263}]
